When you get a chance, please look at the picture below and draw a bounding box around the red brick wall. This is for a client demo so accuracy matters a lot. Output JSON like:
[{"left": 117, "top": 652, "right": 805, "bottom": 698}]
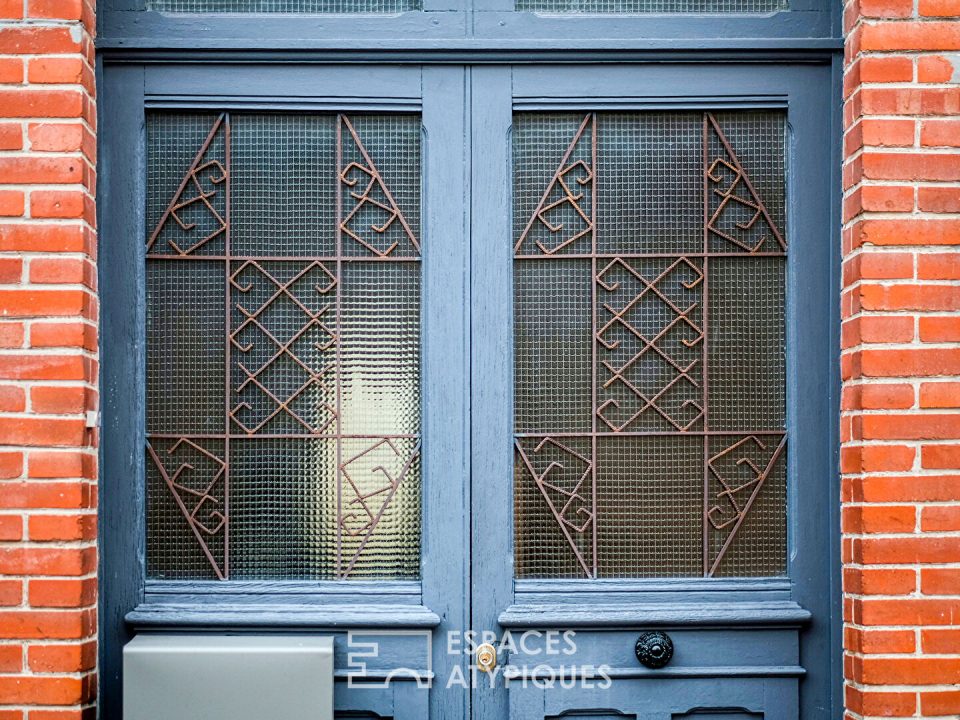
[
  {"left": 842, "top": 0, "right": 960, "bottom": 717},
  {"left": 0, "top": 0, "right": 98, "bottom": 718}
]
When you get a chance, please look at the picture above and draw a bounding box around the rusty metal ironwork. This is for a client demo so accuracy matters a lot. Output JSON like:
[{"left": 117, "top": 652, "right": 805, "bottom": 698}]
[
  {"left": 147, "top": 438, "right": 228, "bottom": 580},
  {"left": 515, "top": 437, "right": 595, "bottom": 577},
  {"left": 146, "top": 113, "right": 420, "bottom": 580},
  {"left": 514, "top": 111, "right": 787, "bottom": 579}
]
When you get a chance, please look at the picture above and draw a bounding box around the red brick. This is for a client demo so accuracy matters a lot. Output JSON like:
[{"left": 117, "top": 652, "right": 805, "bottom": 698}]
[
  {"left": 921, "top": 691, "right": 960, "bottom": 717},
  {"left": 862, "top": 444, "right": 916, "bottom": 472},
  {"left": 0, "top": 482, "right": 90, "bottom": 510},
  {"left": 844, "top": 504, "right": 916, "bottom": 533},
  {"left": 0, "top": 124, "right": 21, "bottom": 151},
  {"left": 28, "top": 514, "right": 95, "bottom": 542},
  {"left": 27, "top": 452, "right": 94, "bottom": 480},
  {"left": 0, "top": 191, "right": 24, "bottom": 218},
  {"left": 846, "top": 627, "right": 916, "bottom": 654},
  {"left": 853, "top": 689, "right": 917, "bottom": 717},
  {"left": 0, "top": 647, "right": 21, "bottom": 674},
  {"left": 865, "top": 414, "right": 960, "bottom": 440},
  {"left": 922, "top": 444, "right": 960, "bottom": 469},
  {"left": 27, "top": 124, "right": 83, "bottom": 153},
  {"left": 0, "top": 323, "right": 23, "bottom": 349},
  {"left": 29, "top": 258, "right": 89, "bottom": 285},
  {"left": 861, "top": 186, "right": 915, "bottom": 213},
  {"left": 859, "top": 536, "right": 960, "bottom": 564},
  {"left": 919, "top": 317, "right": 960, "bottom": 343},
  {"left": 0, "top": 289, "right": 89, "bottom": 318},
  {"left": 0, "top": 225, "right": 85, "bottom": 253},
  {"left": 0, "top": 90, "right": 82, "bottom": 120},
  {"left": 30, "top": 386, "right": 87, "bottom": 415},
  {"left": 918, "top": 55, "right": 955, "bottom": 83},
  {"left": 0, "top": 517, "right": 21, "bottom": 542},
  {"left": 27, "top": 0, "right": 83, "bottom": 19},
  {"left": 0, "top": 417, "right": 86, "bottom": 447},
  {"left": 0, "top": 259, "right": 20, "bottom": 284},
  {"left": 860, "top": 0, "right": 914, "bottom": 16},
  {"left": 864, "top": 152, "right": 960, "bottom": 181},
  {"left": 30, "top": 321, "right": 95, "bottom": 350},
  {"left": 858, "top": 218, "right": 960, "bottom": 246},
  {"left": 917, "top": 252, "right": 959, "bottom": 283},
  {"left": 29, "top": 191, "right": 88, "bottom": 221},
  {"left": 860, "top": 55, "right": 914, "bottom": 81},
  {"left": 862, "top": 657, "right": 960, "bottom": 685},
  {"left": 861, "top": 348, "right": 960, "bottom": 377},
  {"left": 27, "top": 642, "right": 95, "bottom": 673},
  {"left": 864, "top": 383, "right": 916, "bottom": 409},
  {"left": 861, "top": 284, "right": 960, "bottom": 312},
  {"left": 921, "top": 119, "right": 960, "bottom": 147},
  {"left": 856, "top": 474, "right": 960, "bottom": 501},
  {"left": 861, "top": 118, "right": 915, "bottom": 147},
  {"left": 0, "top": 355, "right": 87, "bottom": 381},
  {"left": 0, "top": 547, "right": 95, "bottom": 577},
  {"left": 0, "top": 453, "right": 22, "bottom": 480},
  {"left": 918, "top": 187, "right": 960, "bottom": 213},
  {"left": 919, "top": 0, "right": 960, "bottom": 14},
  {"left": 0, "top": 58, "right": 22, "bottom": 85},
  {"left": 921, "top": 567, "right": 960, "bottom": 594},
  {"left": 27, "top": 579, "right": 95, "bottom": 609},
  {"left": 0, "top": 0, "right": 23, "bottom": 17},
  {"left": 26, "top": 57, "right": 83, "bottom": 84},
  {"left": 921, "top": 504, "right": 960, "bottom": 531},
  {"left": 0, "top": 676, "right": 87, "bottom": 705},
  {"left": 0, "top": 28, "right": 79, "bottom": 55},
  {"left": 0, "top": 610, "right": 93, "bottom": 640},
  {"left": 862, "top": 22, "right": 960, "bottom": 51},
  {"left": 0, "top": 385, "right": 25, "bottom": 413},
  {"left": 918, "top": 381, "right": 959, "bottom": 410},
  {"left": 0, "top": 157, "right": 82, "bottom": 185},
  {"left": 846, "top": 566, "right": 917, "bottom": 594},
  {"left": 860, "top": 598, "right": 960, "bottom": 626}
]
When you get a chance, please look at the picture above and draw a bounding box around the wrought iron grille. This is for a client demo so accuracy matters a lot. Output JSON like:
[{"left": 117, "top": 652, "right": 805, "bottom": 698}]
[
  {"left": 146, "top": 112, "right": 422, "bottom": 581},
  {"left": 514, "top": 111, "right": 788, "bottom": 579}
]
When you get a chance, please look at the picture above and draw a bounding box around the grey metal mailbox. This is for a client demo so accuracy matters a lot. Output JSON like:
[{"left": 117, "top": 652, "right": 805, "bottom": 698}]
[{"left": 123, "top": 635, "right": 334, "bottom": 720}]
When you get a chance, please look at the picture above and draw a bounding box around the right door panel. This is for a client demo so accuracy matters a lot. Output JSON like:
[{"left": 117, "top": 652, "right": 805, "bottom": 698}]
[{"left": 470, "top": 63, "right": 839, "bottom": 720}]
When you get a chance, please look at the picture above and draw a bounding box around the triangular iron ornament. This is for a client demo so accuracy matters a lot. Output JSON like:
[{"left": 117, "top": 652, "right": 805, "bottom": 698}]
[
  {"left": 147, "top": 438, "right": 227, "bottom": 580},
  {"left": 705, "top": 113, "right": 786, "bottom": 254},
  {"left": 338, "top": 115, "right": 420, "bottom": 258},
  {"left": 514, "top": 114, "right": 594, "bottom": 256},
  {"left": 147, "top": 113, "right": 228, "bottom": 256},
  {"left": 338, "top": 439, "right": 421, "bottom": 578},
  {"left": 705, "top": 434, "right": 787, "bottom": 577}
]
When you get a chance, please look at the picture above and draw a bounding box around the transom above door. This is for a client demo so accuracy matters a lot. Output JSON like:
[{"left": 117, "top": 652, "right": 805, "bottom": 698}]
[{"left": 99, "top": 63, "right": 838, "bottom": 720}]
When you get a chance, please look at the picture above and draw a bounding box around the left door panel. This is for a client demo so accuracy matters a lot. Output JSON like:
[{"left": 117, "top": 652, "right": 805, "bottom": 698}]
[{"left": 99, "top": 64, "right": 471, "bottom": 720}]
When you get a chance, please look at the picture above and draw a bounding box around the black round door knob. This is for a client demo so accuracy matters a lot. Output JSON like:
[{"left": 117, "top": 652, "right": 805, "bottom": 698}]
[{"left": 635, "top": 630, "right": 674, "bottom": 669}]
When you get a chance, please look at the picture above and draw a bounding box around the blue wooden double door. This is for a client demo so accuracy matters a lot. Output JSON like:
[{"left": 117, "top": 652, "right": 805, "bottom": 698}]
[{"left": 102, "top": 61, "right": 838, "bottom": 719}]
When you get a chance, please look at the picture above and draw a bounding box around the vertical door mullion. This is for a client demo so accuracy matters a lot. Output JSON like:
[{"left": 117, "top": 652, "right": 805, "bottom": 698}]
[
  {"left": 420, "top": 65, "right": 472, "bottom": 720},
  {"left": 469, "top": 65, "right": 514, "bottom": 720}
]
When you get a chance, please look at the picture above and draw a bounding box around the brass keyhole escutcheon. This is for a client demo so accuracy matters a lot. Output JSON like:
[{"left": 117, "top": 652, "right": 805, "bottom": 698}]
[{"left": 476, "top": 642, "right": 497, "bottom": 673}]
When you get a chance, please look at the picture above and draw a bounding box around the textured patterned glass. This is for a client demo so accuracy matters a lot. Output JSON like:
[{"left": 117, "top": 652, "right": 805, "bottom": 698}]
[
  {"left": 513, "top": 111, "right": 788, "bottom": 579},
  {"left": 146, "top": 112, "right": 422, "bottom": 580},
  {"left": 148, "top": 0, "right": 420, "bottom": 13}
]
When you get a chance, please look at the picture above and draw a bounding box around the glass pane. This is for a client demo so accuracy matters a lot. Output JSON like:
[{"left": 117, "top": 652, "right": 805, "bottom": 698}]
[
  {"left": 145, "top": 112, "right": 422, "bottom": 581},
  {"left": 148, "top": 0, "right": 420, "bottom": 12},
  {"left": 513, "top": 110, "right": 788, "bottom": 580},
  {"left": 515, "top": 0, "right": 785, "bottom": 12}
]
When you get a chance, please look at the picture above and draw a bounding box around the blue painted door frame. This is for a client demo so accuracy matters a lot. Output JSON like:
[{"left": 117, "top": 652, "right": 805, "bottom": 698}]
[{"left": 97, "top": 61, "right": 841, "bottom": 719}]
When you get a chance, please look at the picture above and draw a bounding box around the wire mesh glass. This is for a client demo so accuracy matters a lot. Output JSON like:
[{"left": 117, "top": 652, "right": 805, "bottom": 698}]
[
  {"left": 145, "top": 111, "right": 422, "bottom": 581},
  {"left": 148, "top": 0, "right": 421, "bottom": 13},
  {"left": 515, "top": 0, "right": 786, "bottom": 12},
  {"left": 513, "top": 110, "right": 788, "bottom": 580}
]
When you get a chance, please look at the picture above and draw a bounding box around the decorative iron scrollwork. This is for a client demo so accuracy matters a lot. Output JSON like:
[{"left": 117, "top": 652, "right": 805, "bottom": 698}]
[
  {"left": 147, "top": 113, "right": 421, "bottom": 580},
  {"left": 514, "top": 112, "right": 787, "bottom": 579}
]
